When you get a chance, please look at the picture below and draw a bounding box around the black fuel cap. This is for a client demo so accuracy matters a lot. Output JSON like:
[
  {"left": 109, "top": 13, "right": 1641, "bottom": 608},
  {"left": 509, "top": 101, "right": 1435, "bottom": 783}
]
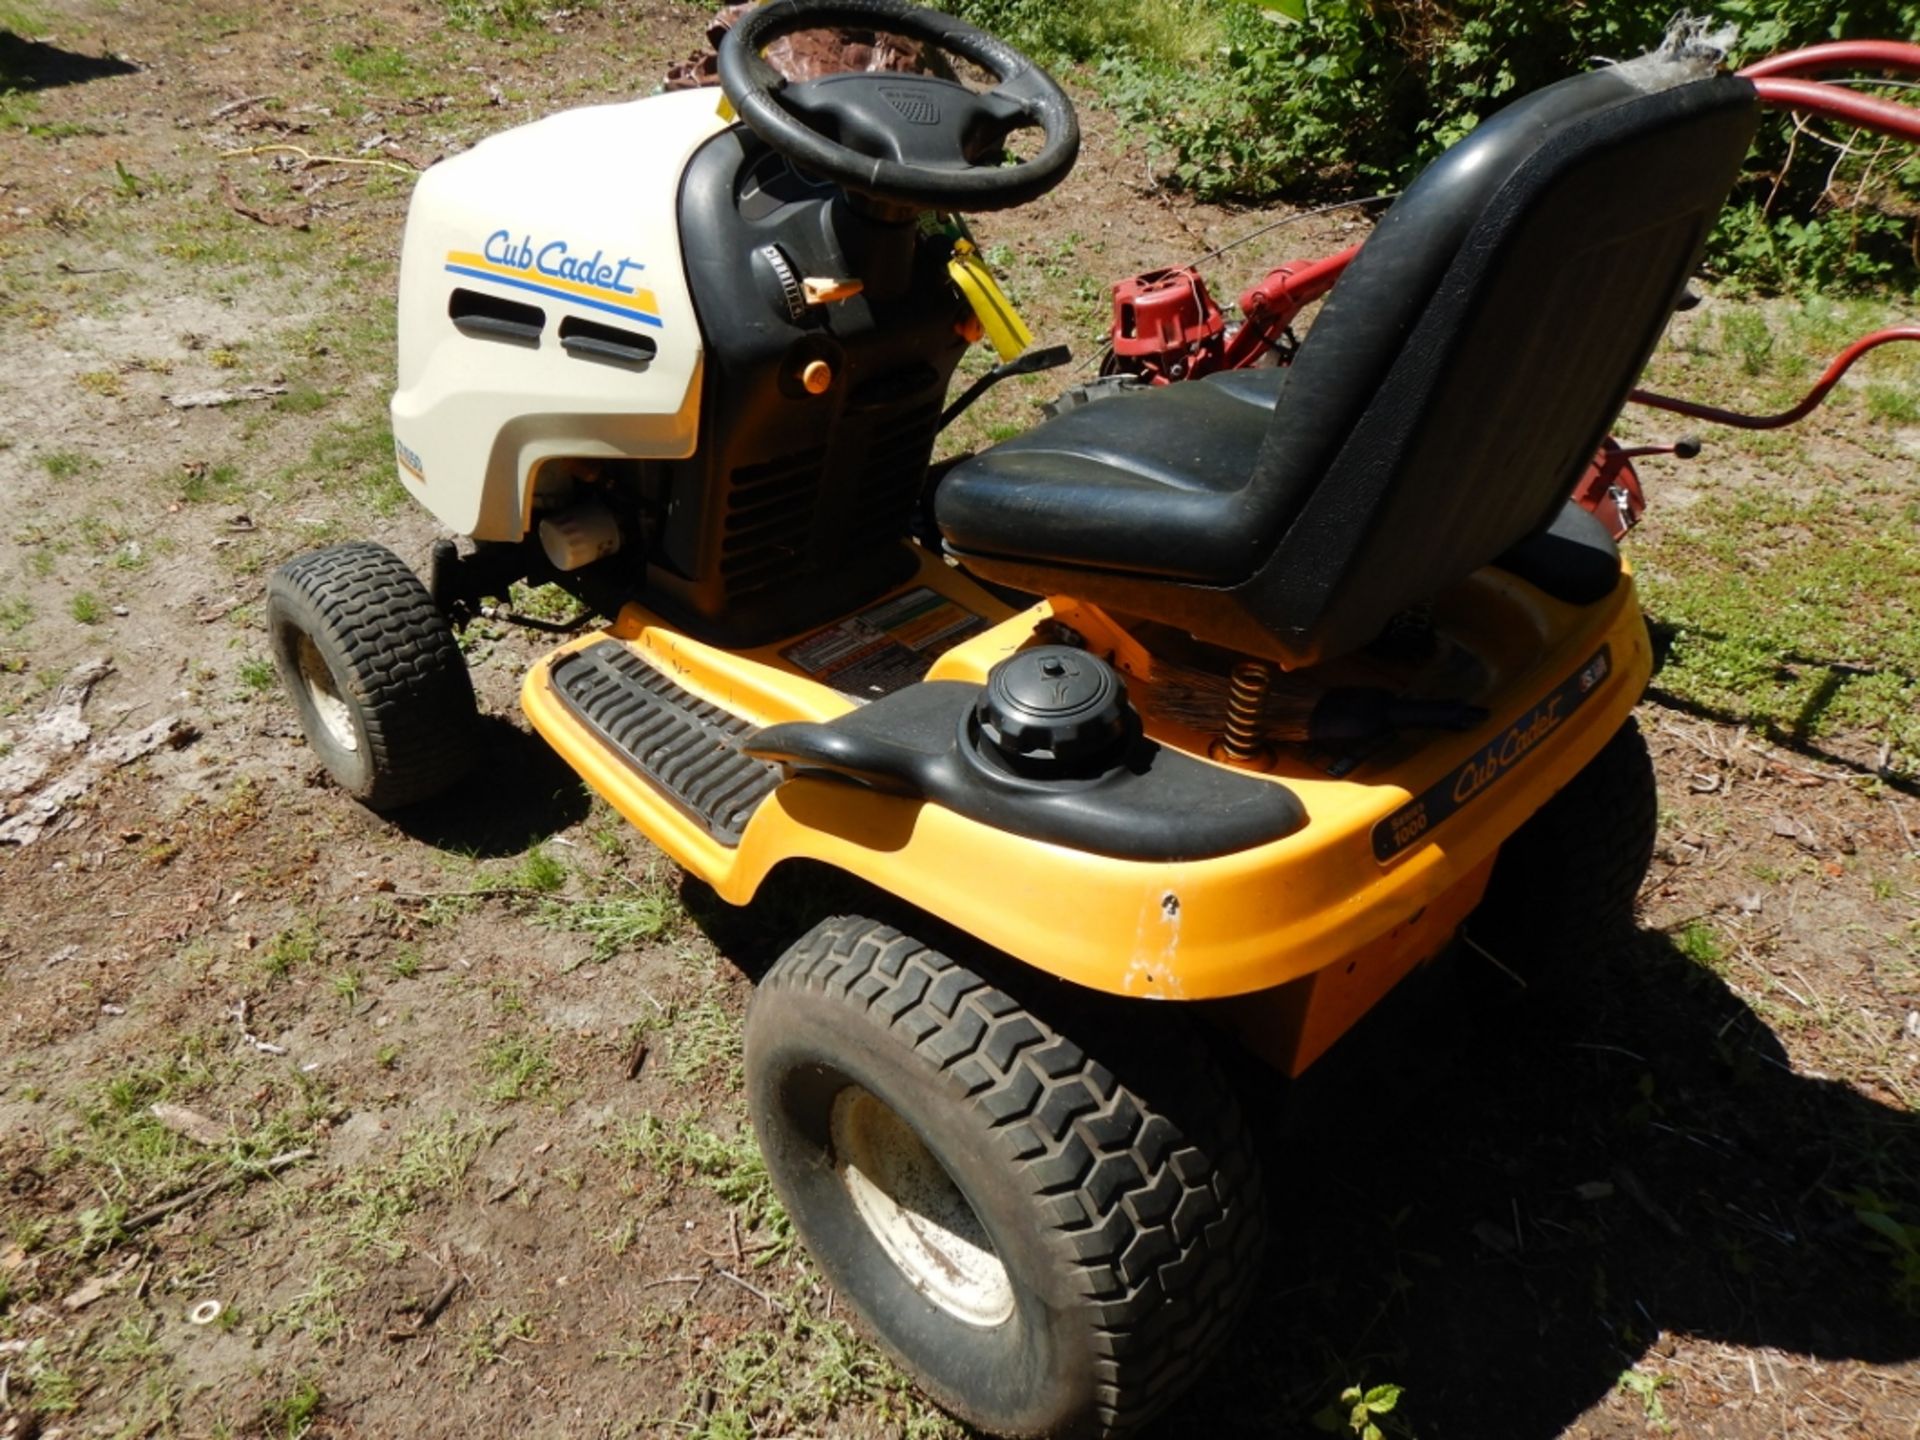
[{"left": 976, "top": 646, "right": 1130, "bottom": 771}]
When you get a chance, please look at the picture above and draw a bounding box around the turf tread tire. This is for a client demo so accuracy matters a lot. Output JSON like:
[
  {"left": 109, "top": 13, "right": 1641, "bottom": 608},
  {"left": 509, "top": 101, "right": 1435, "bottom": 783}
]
[
  {"left": 748, "top": 915, "right": 1265, "bottom": 1438},
  {"left": 1040, "top": 375, "right": 1147, "bottom": 421},
  {"left": 1472, "top": 717, "right": 1659, "bottom": 974},
  {"left": 267, "top": 541, "right": 477, "bottom": 811}
]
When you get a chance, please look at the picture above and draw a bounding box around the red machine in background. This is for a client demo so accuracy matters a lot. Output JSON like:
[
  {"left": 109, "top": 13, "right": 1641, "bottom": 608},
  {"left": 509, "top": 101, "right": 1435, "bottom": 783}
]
[{"left": 1094, "top": 40, "right": 1920, "bottom": 540}]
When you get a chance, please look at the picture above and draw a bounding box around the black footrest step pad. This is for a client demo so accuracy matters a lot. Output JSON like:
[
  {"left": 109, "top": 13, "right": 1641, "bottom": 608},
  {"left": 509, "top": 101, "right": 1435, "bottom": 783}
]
[{"left": 547, "top": 639, "right": 781, "bottom": 845}]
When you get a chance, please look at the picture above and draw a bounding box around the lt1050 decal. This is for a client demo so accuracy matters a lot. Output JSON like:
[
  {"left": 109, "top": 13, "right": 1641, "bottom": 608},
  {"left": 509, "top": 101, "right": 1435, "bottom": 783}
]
[{"left": 1372, "top": 645, "right": 1612, "bottom": 862}]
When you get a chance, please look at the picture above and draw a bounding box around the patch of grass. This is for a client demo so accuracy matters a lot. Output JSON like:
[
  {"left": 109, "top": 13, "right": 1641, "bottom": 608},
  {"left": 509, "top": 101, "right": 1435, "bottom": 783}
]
[
  {"left": 327, "top": 1115, "right": 494, "bottom": 1259},
  {"left": 634, "top": 1291, "right": 951, "bottom": 1439},
  {"left": 603, "top": 1115, "right": 791, "bottom": 1258},
  {"left": 177, "top": 460, "right": 241, "bottom": 504},
  {"left": 1717, "top": 308, "right": 1775, "bottom": 378},
  {"left": 237, "top": 656, "right": 277, "bottom": 692},
  {"left": 75, "top": 368, "right": 122, "bottom": 396},
  {"left": 273, "top": 383, "right": 331, "bottom": 415},
  {"left": 535, "top": 874, "right": 681, "bottom": 961},
  {"left": 506, "top": 843, "right": 568, "bottom": 894},
  {"left": 273, "top": 1263, "right": 362, "bottom": 1342},
  {"left": 1639, "top": 480, "right": 1920, "bottom": 773},
  {"left": 99, "top": 1314, "right": 163, "bottom": 1365},
  {"left": 633, "top": 997, "right": 742, "bottom": 1089},
  {"left": 1866, "top": 382, "right": 1920, "bottom": 425},
  {"left": 480, "top": 1032, "right": 554, "bottom": 1103},
  {"left": 267, "top": 1375, "right": 324, "bottom": 1438},
  {"left": 1672, "top": 921, "right": 1725, "bottom": 972},
  {"left": 260, "top": 918, "right": 322, "bottom": 977},
  {"left": 331, "top": 969, "right": 362, "bottom": 1006},
  {"left": 507, "top": 580, "right": 579, "bottom": 623},
  {"left": 330, "top": 43, "right": 414, "bottom": 85},
  {"left": 38, "top": 449, "right": 91, "bottom": 479},
  {"left": 438, "top": 0, "right": 548, "bottom": 36},
  {"left": 18, "top": 1340, "right": 77, "bottom": 1414},
  {"left": 300, "top": 414, "right": 408, "bottom": 516},
  {"left": 0, "top": 594, "right": 32, "bottom": 633},
  {"left": 459, "top": 1306, "right": 538, "bottom": 1378}
]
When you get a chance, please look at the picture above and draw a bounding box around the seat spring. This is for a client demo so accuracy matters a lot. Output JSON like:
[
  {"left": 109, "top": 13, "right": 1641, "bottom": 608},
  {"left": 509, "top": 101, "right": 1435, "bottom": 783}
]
[{"left": 1219, "top": 660, "right": 1273, "bottom": 763}]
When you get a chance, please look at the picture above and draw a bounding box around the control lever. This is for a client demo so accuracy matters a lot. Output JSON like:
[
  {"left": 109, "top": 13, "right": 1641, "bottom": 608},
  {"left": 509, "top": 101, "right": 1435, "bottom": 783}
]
[{"left": 937, "top": 344, "right": 1072, "bottom": 433}]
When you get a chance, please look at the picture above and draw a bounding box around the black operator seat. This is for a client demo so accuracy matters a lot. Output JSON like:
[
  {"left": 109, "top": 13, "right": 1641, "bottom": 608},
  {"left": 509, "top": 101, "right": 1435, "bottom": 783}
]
[{"left": 935, "top": 62, "right": 1761, "bottom": 668}]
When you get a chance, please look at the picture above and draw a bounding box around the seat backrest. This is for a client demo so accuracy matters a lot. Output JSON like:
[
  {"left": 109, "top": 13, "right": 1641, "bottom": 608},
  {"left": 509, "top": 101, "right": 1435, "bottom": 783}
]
[{"left": 1241, "top": 65, "right": 1758, "bottom": 666}]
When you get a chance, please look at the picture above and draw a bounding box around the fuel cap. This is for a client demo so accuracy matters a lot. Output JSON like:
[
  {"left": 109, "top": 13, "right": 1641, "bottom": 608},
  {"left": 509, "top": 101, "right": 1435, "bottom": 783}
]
[{"left": 976, "top": 646, "right": 1130, "bottom": 772}]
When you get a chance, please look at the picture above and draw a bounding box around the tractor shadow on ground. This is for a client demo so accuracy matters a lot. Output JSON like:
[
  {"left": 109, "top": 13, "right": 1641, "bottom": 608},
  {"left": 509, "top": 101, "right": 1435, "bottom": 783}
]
[
  {"left": 0, "top": 33, "right": 139, "bottom": 93},
  {"left": 1172, "top": 929, "right": 1920, "bottom": 1439},
  {"left": 387, "top": 715, "right": 591, "bottom": 857},
  {"left": 1644, "top": 619, "right": 1920, "bottom": 796}
]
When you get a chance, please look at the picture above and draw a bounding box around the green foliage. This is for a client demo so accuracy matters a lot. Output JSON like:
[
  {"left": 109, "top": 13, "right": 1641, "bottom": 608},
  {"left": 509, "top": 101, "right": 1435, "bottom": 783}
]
[
  {"left": 946, "top": 0, "right": 1920, "bottom": 291},
  {"left": 1845, "top": 1189, "right": 1920, "bottom": 1311},
  {"left": 1313, "top": 1381, "right": 1405, "bottom": 1440}
]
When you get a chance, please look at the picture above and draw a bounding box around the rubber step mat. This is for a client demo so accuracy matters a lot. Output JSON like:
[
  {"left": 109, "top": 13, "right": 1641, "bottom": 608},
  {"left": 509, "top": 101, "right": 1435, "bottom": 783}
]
[{"left": 547, "top": 639, "right": 781, "bottom": 845}]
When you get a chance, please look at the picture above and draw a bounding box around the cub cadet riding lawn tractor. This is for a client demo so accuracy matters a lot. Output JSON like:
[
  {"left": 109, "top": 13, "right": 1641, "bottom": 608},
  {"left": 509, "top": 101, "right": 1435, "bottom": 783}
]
[{"left": 267, "top": 3, "right": 1797, "bottom": 1432}]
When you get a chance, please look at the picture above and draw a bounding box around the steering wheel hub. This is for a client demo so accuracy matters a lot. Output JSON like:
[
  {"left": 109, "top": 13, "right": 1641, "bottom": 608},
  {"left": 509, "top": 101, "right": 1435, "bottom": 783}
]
[{"left": 718, "top": 0, "right": 1080, "bottom": 212}]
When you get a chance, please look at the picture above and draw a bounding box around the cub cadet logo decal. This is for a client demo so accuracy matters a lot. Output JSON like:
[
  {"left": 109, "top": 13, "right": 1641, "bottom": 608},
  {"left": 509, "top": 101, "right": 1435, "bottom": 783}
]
[
  {"left": 1372, "top": 645, "right": 1612, "bottom": 862},
  {"left": 443, "top": 230, "right": 663, "bottom": 328},
  {"left": 394, "top": 439, "right": 426, "bottom": 484}
]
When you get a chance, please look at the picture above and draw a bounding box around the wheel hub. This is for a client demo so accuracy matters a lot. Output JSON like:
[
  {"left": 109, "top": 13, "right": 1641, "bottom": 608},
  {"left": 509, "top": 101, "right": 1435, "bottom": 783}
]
[
  {"left": 295, "top": 632, "right": 357, "bottom": 753},
  {"left": 829, "top": 1086, "right": 1013, "bottom": 1328}
]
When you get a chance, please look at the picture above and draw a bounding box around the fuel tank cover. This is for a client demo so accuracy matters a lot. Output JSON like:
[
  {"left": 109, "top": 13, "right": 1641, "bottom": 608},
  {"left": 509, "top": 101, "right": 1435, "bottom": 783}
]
[{"left": 976, "top": 646, "right": 1130, "bottom": 771}]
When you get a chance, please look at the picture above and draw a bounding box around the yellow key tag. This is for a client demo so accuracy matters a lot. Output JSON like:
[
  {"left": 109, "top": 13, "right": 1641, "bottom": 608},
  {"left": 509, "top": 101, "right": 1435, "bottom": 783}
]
[
  {"left": 948, "top": 239, "right": 1031, "bottom": 362},
  {"left": 716, "top": 92, "right": 735, "bottom": 121}
]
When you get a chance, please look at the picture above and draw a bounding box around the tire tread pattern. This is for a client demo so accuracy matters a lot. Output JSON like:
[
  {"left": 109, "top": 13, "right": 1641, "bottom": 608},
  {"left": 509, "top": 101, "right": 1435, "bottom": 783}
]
[
  {"left": 760, "top": 915, "right": 1265, "bottom": 1437},
  {"left": 268, "top": 541, "right": 477, "bottom": 810}
]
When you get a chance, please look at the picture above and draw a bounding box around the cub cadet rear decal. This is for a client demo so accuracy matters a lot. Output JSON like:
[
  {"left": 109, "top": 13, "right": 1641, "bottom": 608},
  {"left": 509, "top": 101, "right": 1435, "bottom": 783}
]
[
  {"left": 1372, "top": 644, "right": 1612, "bottom": 862},
  {"left": 443, "top": 230, "right": 663, "bottom": 328}
]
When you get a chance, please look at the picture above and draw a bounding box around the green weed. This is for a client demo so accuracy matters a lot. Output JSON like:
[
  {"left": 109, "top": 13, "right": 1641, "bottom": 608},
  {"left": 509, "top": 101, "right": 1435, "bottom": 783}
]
[
  {"left": 480, "top": 1032, "right": 554, "bottom": 1103},
  {"left": 459, "top": 1307, "right": 538, "bottom": 1378},
  {"left": 267, "top": 1376, "right": 324, "bottom": 1439},
  {"left": 603, "top": 1115, "right": 791, "bottom": 1258},
  {"left": 238, "top": 656, "right": 277, "bottom": 692},
  {"left": 536, "top": 874, "right": 681, "bottom": 961},
  {"left": 506, "top": 843, "right": 568, "bottom": 894},
  {"left": 1673, "top": 920, "right": 1725, "bottom": 971},
  {"left": 1313, "top": 1382, "right": 1406, "bottom": 1440},
  {"left": 261, "top": 919, "right": 322, "bottom": 977},
  {"left": 38, "top": 450, "right": 91, "bottom": 479}
]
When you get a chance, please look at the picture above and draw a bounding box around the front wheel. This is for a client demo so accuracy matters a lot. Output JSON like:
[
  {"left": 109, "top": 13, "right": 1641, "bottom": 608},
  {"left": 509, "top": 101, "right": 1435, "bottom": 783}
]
[
  {"left": 744, "top": 914, "right": 1265, "bottom": 1439},
  {"left": 267, "top": 541, "right": 479, "bottom": 811}
]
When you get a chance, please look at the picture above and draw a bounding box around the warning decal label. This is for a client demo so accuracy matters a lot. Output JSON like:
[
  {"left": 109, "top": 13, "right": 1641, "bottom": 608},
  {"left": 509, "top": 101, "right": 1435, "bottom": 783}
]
[{"left": 781, "top": 586, "right": 985, "bottom": 700}]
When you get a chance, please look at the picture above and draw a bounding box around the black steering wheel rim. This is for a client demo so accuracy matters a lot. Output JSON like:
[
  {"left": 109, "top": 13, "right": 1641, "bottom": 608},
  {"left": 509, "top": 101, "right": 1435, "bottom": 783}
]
[{"left": 717, "top": 0, "right": 1079, "bottom": 212}]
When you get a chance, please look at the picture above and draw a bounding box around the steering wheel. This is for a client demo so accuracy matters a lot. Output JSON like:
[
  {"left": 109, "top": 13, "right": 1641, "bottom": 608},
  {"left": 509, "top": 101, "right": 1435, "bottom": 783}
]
[{"left": 717, "top": 0, "right": 1079, "bottom": 213}]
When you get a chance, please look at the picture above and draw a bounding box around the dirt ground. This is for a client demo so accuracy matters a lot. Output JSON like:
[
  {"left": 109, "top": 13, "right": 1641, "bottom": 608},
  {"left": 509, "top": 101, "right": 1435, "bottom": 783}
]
[{"left": 1, "top": 2, "right": 1917, "bottom": 1437}]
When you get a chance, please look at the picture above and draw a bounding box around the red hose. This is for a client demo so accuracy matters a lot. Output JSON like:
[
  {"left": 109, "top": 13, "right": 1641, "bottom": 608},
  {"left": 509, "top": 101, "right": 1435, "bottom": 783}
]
[
  {"left": 1740, "top": 41, "right": 1920, "bottom": 79},
  {"left": 1629, "top": 327, "right": 1920, "bottom": 429},
  {"left": 1749, "top": 76, "right": 1920, "bottom": 142}
]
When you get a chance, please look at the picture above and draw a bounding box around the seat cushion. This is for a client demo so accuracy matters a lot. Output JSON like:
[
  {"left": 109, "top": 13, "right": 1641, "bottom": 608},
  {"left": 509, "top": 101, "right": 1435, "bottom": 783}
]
[{"left": 936, "top": 369, "right": 1308, "bottom": 583}]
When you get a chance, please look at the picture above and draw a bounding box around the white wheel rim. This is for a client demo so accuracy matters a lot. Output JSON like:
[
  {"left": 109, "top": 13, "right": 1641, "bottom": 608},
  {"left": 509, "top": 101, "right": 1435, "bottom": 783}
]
[
  {"left": 295, "top": 632, "right": 358, "bottom": 753},
  {"left": 829, "top": 1085, "right": 1014, "bottom": 1329}
]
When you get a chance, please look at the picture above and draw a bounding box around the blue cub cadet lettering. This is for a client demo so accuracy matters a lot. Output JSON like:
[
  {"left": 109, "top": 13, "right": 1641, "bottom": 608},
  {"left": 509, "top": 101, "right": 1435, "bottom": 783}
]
[{"left": 483, "top": 230, "right": 645, "bottom": 294}]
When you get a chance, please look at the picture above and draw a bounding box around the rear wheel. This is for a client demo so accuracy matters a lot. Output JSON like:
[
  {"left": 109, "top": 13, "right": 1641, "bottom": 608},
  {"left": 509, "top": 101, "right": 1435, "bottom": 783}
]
[
  {"left": 267, "top": 541, "right": 479, "bottom": 811},
  {"left": 744, "top": 914, "right": 1264, "bottom": 1439},
  {"left": 1468, "top": 717, "right": 1658, "bottom": 980}
]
